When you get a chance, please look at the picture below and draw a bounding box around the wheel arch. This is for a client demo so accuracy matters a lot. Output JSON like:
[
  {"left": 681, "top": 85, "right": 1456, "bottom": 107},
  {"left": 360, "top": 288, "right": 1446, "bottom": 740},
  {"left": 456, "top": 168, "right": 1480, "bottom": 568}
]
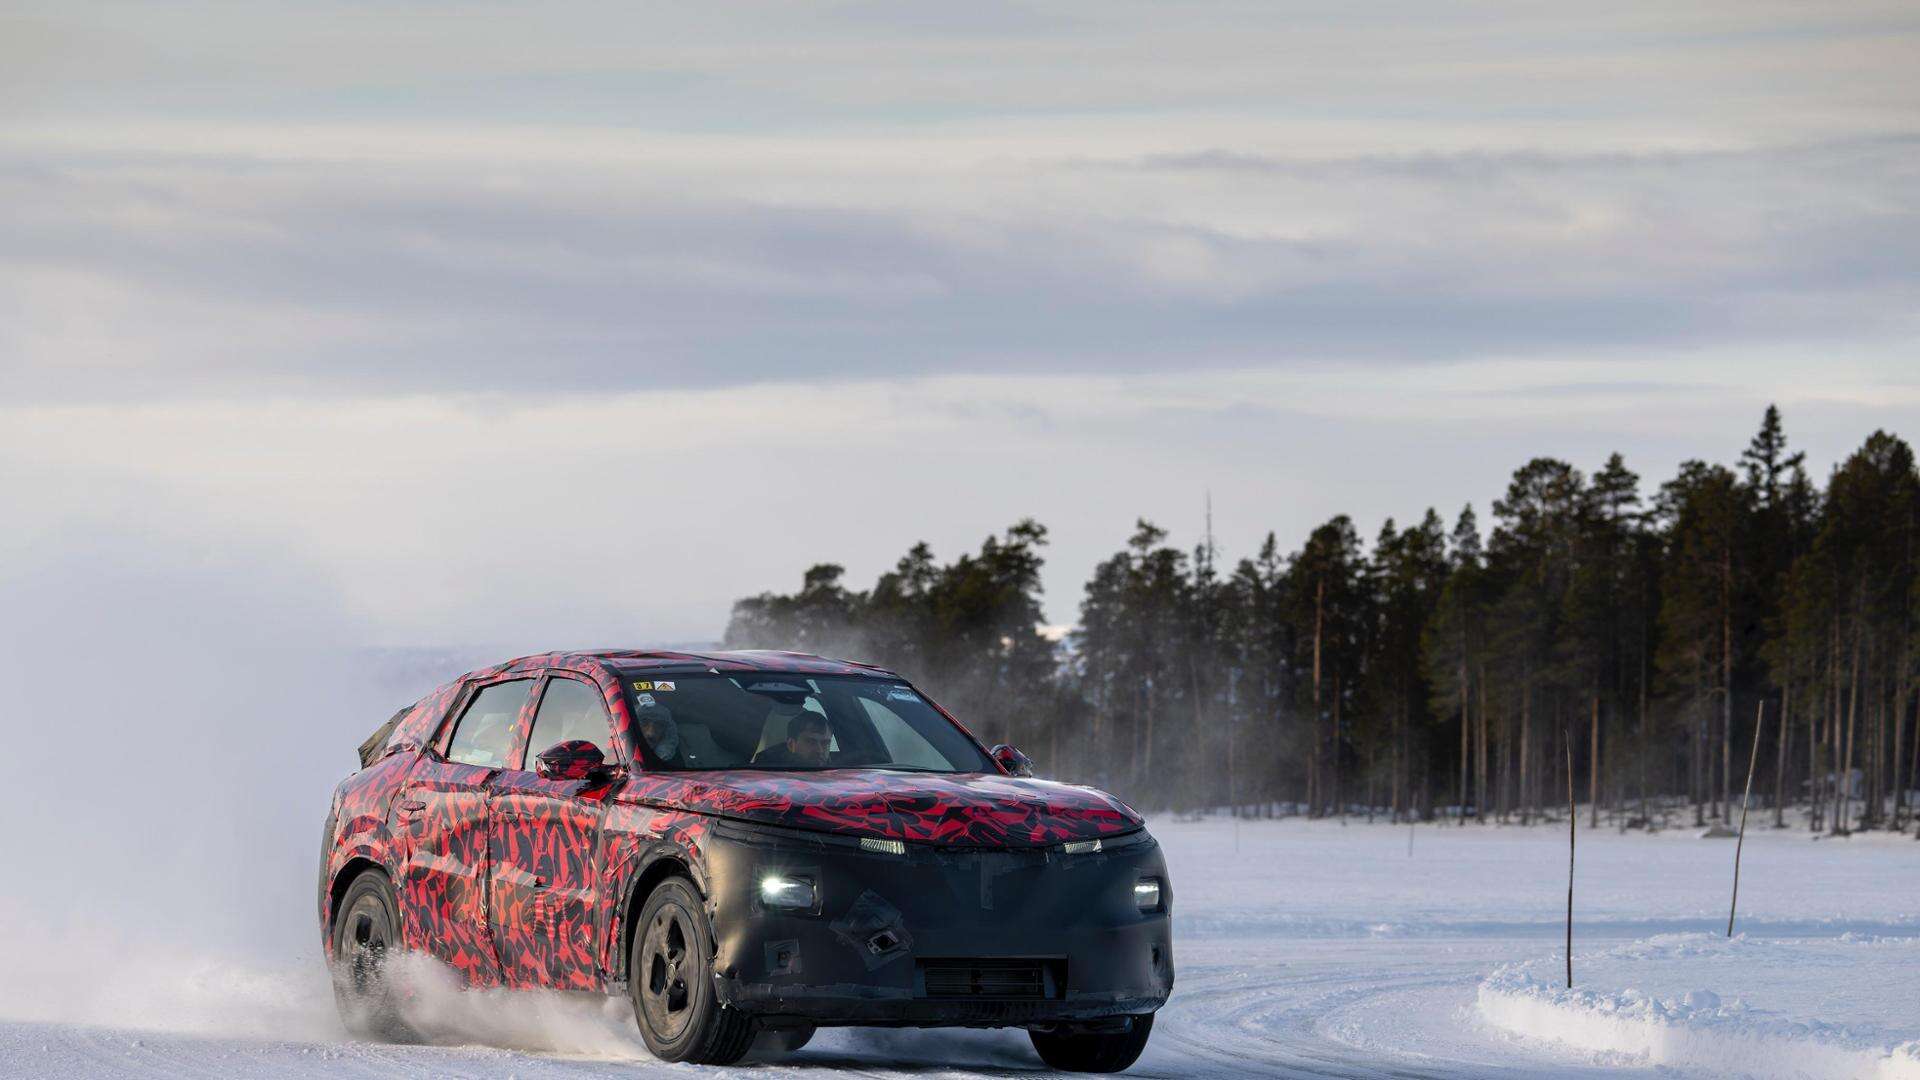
[
  {"left": 615, "top": 851, "right": 704, "bottom": 986},
  {"left": 326, "top": 856, "right": 391, "bottom": 955}
]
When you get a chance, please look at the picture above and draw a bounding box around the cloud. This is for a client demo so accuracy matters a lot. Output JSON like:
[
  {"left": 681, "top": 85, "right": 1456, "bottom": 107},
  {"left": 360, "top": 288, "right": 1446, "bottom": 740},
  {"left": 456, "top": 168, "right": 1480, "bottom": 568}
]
[
  {"left": 2, "top": 130, "right": 1916, "bottom": 404},
  {"left": 2, "top": 1, "right": 1916, "bottom": 403}
]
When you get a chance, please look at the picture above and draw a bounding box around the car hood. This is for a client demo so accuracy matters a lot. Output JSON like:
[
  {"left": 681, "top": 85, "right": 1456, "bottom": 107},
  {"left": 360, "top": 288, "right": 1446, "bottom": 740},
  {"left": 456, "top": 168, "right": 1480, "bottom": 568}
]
[{"left": 621, "top": 768, "right": 1144, "bottom": 848}]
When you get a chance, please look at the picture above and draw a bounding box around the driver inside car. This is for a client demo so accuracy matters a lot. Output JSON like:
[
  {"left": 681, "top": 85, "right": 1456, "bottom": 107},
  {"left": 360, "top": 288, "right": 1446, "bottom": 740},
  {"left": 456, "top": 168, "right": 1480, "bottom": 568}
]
[{"left": 752, "top": 710, "right": 832, "bottom": 767}]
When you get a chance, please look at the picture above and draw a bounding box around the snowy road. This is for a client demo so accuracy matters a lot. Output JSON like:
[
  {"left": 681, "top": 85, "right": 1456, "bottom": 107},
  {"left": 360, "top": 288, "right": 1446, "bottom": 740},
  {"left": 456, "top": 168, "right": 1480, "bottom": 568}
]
[{"left": 3, "top": 817, "right": 1913, "bottom": 1079}]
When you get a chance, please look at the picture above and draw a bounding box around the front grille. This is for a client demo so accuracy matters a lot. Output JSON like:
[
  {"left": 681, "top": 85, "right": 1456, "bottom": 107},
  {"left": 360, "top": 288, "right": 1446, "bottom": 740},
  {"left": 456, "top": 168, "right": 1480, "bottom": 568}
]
[{"left": 918, "top": 958, "right": 1063, "bottom": 1000}]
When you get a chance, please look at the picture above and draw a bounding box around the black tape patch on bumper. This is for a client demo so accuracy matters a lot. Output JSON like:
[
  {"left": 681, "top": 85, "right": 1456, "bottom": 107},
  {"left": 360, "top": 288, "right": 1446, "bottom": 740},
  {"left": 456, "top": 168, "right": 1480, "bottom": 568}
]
[{"left": 830, "top": 889, "right": 913, "bottom": 970}]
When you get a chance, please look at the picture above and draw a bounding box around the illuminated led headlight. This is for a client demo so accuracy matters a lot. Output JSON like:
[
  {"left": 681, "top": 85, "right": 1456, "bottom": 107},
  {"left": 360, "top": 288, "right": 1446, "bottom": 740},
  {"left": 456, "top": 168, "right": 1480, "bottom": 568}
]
[
  {"left": 1133, "top": 877, "right": 1164, "bottom": 912},
  {"left": 859, "top": 837, "right": 906, "bottom": 856},
  {"left": 1061, "top": 838, "right": 1103, "bottom": 855},
  {"left": 759, "top": 875, "right": 817, "bottom": 912}
]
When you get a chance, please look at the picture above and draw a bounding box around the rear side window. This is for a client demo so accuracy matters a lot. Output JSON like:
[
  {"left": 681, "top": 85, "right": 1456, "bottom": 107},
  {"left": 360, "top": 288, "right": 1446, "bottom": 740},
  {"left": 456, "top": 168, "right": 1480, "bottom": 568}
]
[
  {"left": 445, "top": 680, "right": 532, "bottom": 768},
  {"left": 526, "top": 678, "right": 615, "bottom": 765}
]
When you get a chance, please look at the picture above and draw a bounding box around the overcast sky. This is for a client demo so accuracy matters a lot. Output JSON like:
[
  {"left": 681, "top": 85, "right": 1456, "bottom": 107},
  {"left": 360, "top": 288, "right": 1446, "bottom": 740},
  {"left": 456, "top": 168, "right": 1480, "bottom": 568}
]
[{"left": 3, "top": 1, "right": 1917, "bottom": 648}]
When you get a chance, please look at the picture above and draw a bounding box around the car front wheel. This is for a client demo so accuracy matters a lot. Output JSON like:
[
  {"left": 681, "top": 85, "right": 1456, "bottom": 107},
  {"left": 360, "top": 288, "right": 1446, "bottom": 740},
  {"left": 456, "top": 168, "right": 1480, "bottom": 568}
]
[
  {"left": 1029, "top": 1013, "right": 1155, "bottom": 1072},
  {"left": 330, "top": 869, "right": 417, "bottom": 1043},
  {"left": 628, "top": 876, "right": 755, "bottom": 1064}
]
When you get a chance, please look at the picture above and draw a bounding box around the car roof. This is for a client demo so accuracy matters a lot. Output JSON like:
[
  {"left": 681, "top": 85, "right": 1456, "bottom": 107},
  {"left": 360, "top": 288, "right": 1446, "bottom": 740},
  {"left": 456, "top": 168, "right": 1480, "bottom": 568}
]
[{"left": 464, "top": 649, "right": 900, "bottom": 682}]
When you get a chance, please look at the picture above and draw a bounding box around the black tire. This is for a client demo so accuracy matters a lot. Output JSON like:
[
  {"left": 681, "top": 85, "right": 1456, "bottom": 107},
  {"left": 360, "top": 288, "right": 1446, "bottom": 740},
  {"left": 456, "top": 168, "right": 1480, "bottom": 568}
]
[
  {"left": 628, "top": 877, "right": 756, "bottom": 1064},
  {"left": 330, "top": 869, "right": 417, "bottom": 1043},
  {"left": 1029, "top": 1013, "right": 1154, "bottom": 1073}
]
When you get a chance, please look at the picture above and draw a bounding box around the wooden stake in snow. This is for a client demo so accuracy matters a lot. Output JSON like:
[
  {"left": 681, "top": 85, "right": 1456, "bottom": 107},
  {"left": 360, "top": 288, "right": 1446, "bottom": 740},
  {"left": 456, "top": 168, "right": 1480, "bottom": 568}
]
[
  {"left": 1566, "top": 727, "right": 1575, "bottom": 989},
  {"left": 1729, "top": 700, "right": 1766, "bottom": 937}
]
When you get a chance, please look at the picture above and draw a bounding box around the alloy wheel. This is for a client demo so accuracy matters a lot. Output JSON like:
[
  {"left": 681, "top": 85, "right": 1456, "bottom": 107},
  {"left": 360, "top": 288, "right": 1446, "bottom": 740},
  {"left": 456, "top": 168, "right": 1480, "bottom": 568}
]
[{"left": 640, "top": 903, "right": 697, "bottom": 1040}]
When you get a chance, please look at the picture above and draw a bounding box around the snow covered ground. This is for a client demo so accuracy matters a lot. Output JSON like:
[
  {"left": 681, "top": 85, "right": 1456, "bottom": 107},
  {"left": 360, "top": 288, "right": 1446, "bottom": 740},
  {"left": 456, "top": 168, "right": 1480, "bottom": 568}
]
[
  {"left": 1479, "top": 935, "right": 1920, "bottom": 1079},
  {"left": 1, "top": 815, "right": 1913, "bottom": 1078}
]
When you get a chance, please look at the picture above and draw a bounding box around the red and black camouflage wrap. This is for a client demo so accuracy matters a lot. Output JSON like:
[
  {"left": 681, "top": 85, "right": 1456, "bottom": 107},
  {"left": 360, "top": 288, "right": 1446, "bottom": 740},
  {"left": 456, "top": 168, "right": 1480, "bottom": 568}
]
[
  {"left": 616, "top": 770, "right": 1139, "bottom": 847},
  {"left": 319, "top": 649, "right": 1167, "bottom": 1017}
]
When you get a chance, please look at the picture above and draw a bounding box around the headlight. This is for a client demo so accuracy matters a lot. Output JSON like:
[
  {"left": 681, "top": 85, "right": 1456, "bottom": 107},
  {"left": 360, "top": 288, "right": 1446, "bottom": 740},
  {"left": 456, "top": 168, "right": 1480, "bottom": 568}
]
[
  {"left": 1134, "top": 877, "right": 1164, "bottom": 913},
  {"left": 759, "top": 874, "right": 818, "bottom": 912}
]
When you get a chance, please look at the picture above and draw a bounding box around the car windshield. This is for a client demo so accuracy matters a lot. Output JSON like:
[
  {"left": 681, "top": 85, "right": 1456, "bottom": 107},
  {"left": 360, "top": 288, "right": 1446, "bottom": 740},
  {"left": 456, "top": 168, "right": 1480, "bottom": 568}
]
[{"left": 623, "top": 673, "right": 993, "bottom": 773}]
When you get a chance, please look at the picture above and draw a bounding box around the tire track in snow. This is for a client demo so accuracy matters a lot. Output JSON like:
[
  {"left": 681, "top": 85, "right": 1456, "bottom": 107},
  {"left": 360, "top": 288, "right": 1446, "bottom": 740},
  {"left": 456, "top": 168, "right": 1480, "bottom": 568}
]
[
  {"left": 1152, "top": 958, "right": 1459, "bottom": 1079},
  {"left": 1151, "top": 938, "right": 1668, "bottom": 1080}
]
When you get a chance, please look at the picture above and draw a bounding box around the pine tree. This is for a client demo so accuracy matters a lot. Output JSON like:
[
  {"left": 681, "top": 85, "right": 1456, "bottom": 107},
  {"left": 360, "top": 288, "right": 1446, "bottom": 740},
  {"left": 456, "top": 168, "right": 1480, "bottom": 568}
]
[
  {"left": 1289, "top": 516, "right": 1368, "bottom": 816},
  {"left": 1656, "top": 461, "right": 1751, "bottom": 825},
  {"left": 1488, "top": 459, "right": 1586, "bottom": 821},
  {"left": 1424, "top": 506, "right": 1490, "bottom": 822}
]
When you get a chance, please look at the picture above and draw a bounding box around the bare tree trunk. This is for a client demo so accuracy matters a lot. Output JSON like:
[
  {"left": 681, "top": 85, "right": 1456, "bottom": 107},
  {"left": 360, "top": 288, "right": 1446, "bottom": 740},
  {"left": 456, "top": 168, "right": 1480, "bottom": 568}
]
[
  {"left": 1366, "top": 741, "right": 1377, "bottom": 824},
  {"left": 1884, "top": 669, "right": 1898, "bottom": 829},
  {"left": 1489, "top": 691, "right": 1505, "bottom": 818},
  {"left": 1520, "top": 671, "right": 1533, "bottom": 825},
  {"left": 1459, "top": 659, "right": 1471, "bottom": 825},
  {"left": 1869, "top": 669, "right": 1884, "bottom": 829},
  {"left": 1478, "top": 669, "right": 1490, "bottom": 825},
  {"left": 1332, "top": 673, "right": 1344, "bottom": 818},
  {"left": 1565, "top": 725, "right": 1576, "bottom": 989},
  {"left": 1774, "top": 675, "right": 1790, "bottom": 830},
  {"left": 1905, "top": 685, "right": 1920, "bottom": 834},
  {"left": 1693, "top": 672, "right": 1707, "bottom": 827},
  {"left": 1311, "top": 578, "right": 1324, "bottom": 817},
  {"left": 1721, "top": 547, "right": 1735, "bottom": 824},
  {"left": 1589, "top": 691, "right": 1601, "bottom": 829},
  {"left": 1838, "top": 617, "right": 1863, "bottom": 835},
  {"left": 1225, "top": 674, "right": 1237, "bottom": 819},
  {"left": 1140, "top": 679, "right": 1156, "bottom": 791},
  {"left": 1397, "top": 696, "right": 1408, "bottom": 823},
  {"left": 1801, "top": 685, "right": 1813, "bottom": 831},
  {"left": 1813, "top": 622, "right": 1834, "bottom": 833},
  {"left": 1827, "top": 615, "right": 1843, "bottom": 832},
  {"left": 1639, "top": 647, "right": 1651, "bottom": 828},
  {"left": 1907, "top": 691, "right": 1920, "bottom": 836},
  {"left": 1828, "top": 675, "right": 1840, "bottom": 833},
  {"left": 1122, "top": 681, "right": 1135, "bottom": 792},
  {"left": 1808, "top": 661, "right": 1822, "bottom": 833},
  {"left": 1729, "top": 701, "right": 1764, "bottom": 936}
]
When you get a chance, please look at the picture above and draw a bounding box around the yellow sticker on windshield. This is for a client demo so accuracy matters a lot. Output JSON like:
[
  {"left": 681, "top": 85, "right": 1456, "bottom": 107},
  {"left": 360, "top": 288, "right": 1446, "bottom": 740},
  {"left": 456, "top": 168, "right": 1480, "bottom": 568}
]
[{"left": 633, "top": 681, "right": 653, "bottom": 691}]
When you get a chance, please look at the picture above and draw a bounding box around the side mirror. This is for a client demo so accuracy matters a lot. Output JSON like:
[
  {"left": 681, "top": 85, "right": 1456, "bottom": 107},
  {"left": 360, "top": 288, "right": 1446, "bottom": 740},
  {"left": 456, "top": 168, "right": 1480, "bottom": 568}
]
[
  {"left": 990, "top": 743, "right": 1034, "bottom": 778},
  {"left": 535, "top": 739, "right": 618, "bottom": 783}
]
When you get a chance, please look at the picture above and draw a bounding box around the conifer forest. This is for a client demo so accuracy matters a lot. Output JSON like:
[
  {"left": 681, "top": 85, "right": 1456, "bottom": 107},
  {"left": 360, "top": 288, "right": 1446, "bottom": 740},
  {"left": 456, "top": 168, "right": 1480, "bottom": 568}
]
[{"left": 728, "top": 407, "right": 1920, "bottom": 834}]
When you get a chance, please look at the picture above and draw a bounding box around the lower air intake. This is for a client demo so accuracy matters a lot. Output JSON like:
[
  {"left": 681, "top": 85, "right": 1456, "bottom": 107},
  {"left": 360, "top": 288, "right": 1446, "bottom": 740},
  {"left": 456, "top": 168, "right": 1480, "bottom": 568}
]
[{"left": 917, "top": 959, "right": 1063, "bottom": 1000}]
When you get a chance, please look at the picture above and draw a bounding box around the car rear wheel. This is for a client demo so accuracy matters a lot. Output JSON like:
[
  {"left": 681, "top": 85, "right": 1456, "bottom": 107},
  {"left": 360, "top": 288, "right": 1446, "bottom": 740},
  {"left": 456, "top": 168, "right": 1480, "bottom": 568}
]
[
  {"left": 628, "top": 876, "right": 755, "bottom": 1064},
  {"left": 330, "top": 869, "right": 417, "bottom": 1043},
  {"left": 1029, "top": 1013, "right": 1154, "bottom": 1073}
]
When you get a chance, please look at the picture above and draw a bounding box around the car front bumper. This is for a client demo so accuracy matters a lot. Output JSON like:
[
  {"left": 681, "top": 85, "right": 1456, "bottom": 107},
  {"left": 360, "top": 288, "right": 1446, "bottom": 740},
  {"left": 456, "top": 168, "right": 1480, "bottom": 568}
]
[{"left": 697, "top": 819, "right": 1175, "bottom": 1028}]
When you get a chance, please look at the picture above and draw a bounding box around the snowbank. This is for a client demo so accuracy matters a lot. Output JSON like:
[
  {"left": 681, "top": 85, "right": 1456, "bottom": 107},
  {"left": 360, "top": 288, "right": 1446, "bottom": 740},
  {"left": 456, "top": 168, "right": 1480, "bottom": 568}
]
[{"left": 1477, "top": 934, "right": 1920, "bottom": 1079}]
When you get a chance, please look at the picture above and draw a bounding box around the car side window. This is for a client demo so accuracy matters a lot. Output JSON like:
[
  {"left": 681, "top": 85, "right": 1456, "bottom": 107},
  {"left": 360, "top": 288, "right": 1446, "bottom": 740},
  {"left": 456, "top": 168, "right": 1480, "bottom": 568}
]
[
  {"left": 525, "top": 677, "right": 615, "bottom": 767},
  {"left": 445, "top": 679, "right": 533, "bottom": 768}
]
